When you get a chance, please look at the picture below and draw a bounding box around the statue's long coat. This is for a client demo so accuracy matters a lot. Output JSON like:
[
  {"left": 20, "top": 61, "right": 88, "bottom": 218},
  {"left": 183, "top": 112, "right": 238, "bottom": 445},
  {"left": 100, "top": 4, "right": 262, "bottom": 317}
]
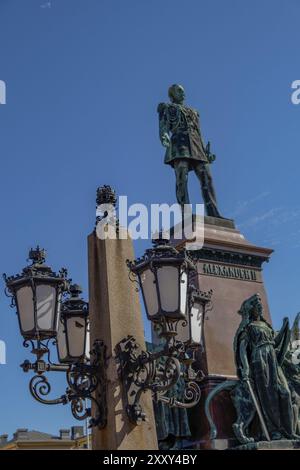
[{"left": 157, "top": 102, "right": 208, "bottom": 168}]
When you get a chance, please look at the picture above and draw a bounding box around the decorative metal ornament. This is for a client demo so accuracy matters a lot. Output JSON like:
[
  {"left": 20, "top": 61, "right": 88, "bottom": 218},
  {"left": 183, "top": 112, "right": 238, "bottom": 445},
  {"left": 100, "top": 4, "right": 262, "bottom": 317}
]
[
  {"left": 96, "top": 185, "right": 117, "bottom": 208},
  {"left": 95, "top": 185, "right": 119, "bottom": 233},
  {"left": 115, "top": 320, "right": 203, "bottom": 425},
  {"left": 20, "top": 338, "right": 107, "bottom": 428}
]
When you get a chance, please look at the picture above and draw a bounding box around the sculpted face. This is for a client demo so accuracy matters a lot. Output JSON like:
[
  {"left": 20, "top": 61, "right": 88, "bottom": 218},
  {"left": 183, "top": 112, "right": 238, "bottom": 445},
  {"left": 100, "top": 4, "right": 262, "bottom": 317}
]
[
  {"left": 168, "top": 84, "right": 185, "bottom": 104},
  {"left": 250, "top": 294, "right": 263, "bottom": 320},
  {"left": 239, "top": 293, "right": 263, "bottom": 320}
]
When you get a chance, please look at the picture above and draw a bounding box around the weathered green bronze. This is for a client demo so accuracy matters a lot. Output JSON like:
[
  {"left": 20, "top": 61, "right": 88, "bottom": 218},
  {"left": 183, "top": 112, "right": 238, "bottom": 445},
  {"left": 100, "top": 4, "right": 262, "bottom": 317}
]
[
  {"left": 205, "top": 293, "right": 300, "bottom": 445},
  {"left": 158, "top": 84, "right": 221, "bottom": 217}
]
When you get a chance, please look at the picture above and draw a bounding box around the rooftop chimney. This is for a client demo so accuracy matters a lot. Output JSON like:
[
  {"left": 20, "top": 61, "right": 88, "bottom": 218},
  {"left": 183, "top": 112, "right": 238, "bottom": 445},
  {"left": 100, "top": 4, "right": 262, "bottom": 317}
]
[
  {"left": 14, "top": 429, "right": 28, "bottom": 440},
  {"left": 59, "top": 429, "right": 71, "bottom": 440},
  {"left": 71, "top": 426, "right": 84, "bottom": 440},
  {"left": 0, "top": 434, "right": 8, "bottom": 446}
]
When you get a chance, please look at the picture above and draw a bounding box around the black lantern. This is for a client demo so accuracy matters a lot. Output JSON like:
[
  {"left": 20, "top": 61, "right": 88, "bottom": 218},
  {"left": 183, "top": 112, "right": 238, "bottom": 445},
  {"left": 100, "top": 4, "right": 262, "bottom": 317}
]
[
  {"left": 3, "top": 247, "right": 68, "bottom": 340},
  {"left": 176, "top": 288, "right": 213, "bottom": 347},
  {"left": 127, "top": 238, "right": 196, "bottom": 322},
  {"left": 57, "top": 284, "right": 89, "bottom": 363}
]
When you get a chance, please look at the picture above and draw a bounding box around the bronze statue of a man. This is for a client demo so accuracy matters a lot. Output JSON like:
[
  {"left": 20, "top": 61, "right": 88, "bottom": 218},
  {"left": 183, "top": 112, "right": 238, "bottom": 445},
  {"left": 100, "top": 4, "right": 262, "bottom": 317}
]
[{"left": 158, "top": 84, "right": 222, "bottom": 218}]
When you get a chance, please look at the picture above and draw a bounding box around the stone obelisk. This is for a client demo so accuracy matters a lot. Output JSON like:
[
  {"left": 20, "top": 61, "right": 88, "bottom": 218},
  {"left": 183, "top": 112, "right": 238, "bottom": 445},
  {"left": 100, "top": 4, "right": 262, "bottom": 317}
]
[{"left": 88, "top": 186, "right": 157, "bottom": 450}]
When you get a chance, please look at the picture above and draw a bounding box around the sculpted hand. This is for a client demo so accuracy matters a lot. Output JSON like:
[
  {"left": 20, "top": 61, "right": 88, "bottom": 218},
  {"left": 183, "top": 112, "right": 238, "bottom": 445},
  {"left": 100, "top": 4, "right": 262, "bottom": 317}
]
[
  {"left": 241, "top": 372, "right": 250, "bottom": 382},
  {"left": 161, "top": 133, "right": 170, "bottom": 148}
]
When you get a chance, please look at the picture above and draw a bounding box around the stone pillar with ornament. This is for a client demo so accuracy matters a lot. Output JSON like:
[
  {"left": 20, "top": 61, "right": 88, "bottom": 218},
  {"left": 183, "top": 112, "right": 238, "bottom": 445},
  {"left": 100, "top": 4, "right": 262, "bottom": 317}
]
[{"left": 88, "top": 186, "right": 158, "bottom": 450}]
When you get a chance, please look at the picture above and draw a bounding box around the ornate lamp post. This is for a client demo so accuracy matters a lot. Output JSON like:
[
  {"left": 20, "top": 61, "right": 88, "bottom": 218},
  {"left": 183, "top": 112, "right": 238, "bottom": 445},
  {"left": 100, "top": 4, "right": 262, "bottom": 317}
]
[
  {"left": 116, "top": 238, "right": 210, "bottom": 424},
  {"left": 3, "top": 247, "right": 107, "bottom": 428}
]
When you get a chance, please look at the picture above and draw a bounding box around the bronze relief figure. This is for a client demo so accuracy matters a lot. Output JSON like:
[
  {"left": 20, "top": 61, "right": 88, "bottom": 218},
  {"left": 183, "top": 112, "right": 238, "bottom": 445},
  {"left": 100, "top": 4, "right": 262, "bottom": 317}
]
[{"left": 205, "top": 294, "right": 300, "bottom": 445}]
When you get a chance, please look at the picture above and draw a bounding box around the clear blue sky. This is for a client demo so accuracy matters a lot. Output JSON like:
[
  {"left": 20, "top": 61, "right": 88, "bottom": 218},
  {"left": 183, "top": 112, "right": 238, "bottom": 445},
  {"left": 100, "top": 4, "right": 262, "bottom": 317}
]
[{"left": 0, "top": 0, "right": 300, "bottom": 438}]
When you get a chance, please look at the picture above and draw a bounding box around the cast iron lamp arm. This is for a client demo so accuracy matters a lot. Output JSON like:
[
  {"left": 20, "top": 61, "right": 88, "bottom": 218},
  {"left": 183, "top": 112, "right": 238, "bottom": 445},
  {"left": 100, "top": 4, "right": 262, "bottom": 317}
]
[
  {"left": 21, "top": 339, "right": 107, "bottom": 428},
  {"left": 115, "top": 333, "right": 202, "bottom": 425}
]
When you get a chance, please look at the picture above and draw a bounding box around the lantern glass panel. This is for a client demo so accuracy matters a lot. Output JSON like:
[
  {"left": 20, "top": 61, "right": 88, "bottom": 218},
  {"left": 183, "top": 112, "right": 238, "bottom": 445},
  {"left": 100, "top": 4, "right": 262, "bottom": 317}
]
[
  {"left": 157, "top": 265, "right": 179, "bottom": 313},
  {"left": 140, "top": 268, "right": 159, "bottom": 318},
  {"left": 57, "top": 319, "right": 68, "bottom": 362},
  {"left": 36, "top": 284, "right": 57, "bottom": 331},
  {"left": 190, "top": 301, "right": 203, "bottom": 345},
  {"left": 66, "top": 316, "right": 86, "bottom": 358},
  {"left": 85, "top": 329, "right": 90, "bottom": 360},
  {"left": 16, "top": 286, "right": 34, "bottom": 333},
  {"left": 179, "top": 270, "right": 188, "bottom": 316}
]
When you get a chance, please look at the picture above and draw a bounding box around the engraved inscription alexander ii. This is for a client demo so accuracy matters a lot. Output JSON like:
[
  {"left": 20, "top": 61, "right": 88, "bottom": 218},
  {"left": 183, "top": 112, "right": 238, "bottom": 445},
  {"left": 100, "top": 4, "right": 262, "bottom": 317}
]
[{"left": 202, "top": 263, "right": 257, "bottom": 281}]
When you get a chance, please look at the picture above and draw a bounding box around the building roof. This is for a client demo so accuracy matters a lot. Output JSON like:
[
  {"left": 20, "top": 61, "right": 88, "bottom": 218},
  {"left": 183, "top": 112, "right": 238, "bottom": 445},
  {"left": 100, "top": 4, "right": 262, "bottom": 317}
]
[{"left": 0, "top": 427, "right": 86, "bottom": 450}]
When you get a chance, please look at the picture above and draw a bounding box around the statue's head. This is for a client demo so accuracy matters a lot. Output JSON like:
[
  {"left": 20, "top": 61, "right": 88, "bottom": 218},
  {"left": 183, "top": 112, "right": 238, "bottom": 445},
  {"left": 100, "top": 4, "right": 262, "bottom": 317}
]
[
  {"left": 238, "top": 293, "right": 263, "bottom": 321},
  {"left": 168, "top": 84, "right": 185, "bottom": 104}
]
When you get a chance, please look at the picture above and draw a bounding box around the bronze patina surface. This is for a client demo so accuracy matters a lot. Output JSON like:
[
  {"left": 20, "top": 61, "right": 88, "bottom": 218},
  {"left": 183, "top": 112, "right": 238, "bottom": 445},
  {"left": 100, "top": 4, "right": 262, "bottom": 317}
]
[{"left": 158, "top": 84, "right": 221, "bottom": 218}]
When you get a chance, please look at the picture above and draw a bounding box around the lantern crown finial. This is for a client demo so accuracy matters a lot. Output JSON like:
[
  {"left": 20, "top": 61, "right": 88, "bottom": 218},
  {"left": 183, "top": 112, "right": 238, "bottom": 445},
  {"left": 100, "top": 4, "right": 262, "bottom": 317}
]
[
  {"left": 28, "top": 246, "right": 46, "bottom": 265},
  {"left": 151, "top": 229, "right": 171, "bottom": 248},
  {"left": 152, "top": 237, "right": 170, "bottom": 248},
  {"left": 96, "top": 185, "right": 117, "bottom": 208},
  {"left": 69, "top": 284, "right": 83, "bottom": 298}
]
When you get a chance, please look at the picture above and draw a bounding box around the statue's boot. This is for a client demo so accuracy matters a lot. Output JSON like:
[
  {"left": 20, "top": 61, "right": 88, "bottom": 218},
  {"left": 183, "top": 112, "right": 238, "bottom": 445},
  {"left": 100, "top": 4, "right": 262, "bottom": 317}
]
[{"left": 232, "top": 423, "right": 254, "bottom": 444}]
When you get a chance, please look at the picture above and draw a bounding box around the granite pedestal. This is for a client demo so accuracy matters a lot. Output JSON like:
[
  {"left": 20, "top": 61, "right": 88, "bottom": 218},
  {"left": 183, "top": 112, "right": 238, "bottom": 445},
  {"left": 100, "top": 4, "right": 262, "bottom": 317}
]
[{"left": 174, "top": 216, "right": 273, "bottom": 448}]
